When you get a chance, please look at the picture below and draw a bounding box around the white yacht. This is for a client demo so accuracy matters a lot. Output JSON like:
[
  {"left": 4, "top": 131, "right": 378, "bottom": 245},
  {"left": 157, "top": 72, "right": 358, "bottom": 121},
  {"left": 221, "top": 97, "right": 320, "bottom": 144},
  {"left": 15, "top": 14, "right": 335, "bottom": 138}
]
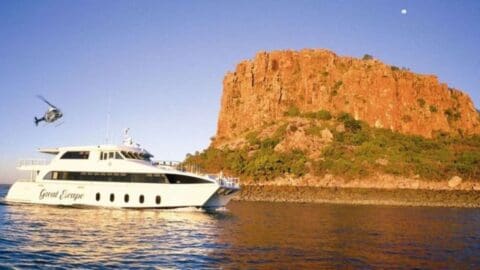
[{"left": 5, "top": 143, "right": 240, "bottom": 209}]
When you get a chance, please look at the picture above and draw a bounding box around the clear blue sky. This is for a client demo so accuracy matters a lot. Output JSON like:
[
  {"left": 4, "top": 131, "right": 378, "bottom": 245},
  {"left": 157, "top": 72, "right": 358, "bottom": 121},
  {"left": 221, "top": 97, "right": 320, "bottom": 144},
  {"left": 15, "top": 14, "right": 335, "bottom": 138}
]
[{"left": 1, "top": 0, "right": 479, "bottom": 183}]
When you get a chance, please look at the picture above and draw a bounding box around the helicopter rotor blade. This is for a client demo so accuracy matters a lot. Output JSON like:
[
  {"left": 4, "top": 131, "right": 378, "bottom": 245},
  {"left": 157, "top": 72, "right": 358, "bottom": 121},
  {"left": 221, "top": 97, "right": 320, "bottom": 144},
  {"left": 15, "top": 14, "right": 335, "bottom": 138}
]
[{"left": 36, "top": 95, "right": 58, "bottom": 109}]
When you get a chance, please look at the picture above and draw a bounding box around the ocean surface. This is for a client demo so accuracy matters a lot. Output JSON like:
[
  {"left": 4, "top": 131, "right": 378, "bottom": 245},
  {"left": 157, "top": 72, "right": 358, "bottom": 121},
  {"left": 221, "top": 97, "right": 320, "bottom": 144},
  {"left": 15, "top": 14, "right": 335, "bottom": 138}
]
[{"left": 0, "top": 184, "right": 479, "bottom": 269}]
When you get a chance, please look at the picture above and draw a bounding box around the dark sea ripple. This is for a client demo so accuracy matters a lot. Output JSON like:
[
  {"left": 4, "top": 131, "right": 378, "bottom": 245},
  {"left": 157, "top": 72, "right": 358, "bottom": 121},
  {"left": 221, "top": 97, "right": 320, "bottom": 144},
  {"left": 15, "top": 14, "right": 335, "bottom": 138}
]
[{"left": 0, "top": 184, "right": 480, "bottom": 269}]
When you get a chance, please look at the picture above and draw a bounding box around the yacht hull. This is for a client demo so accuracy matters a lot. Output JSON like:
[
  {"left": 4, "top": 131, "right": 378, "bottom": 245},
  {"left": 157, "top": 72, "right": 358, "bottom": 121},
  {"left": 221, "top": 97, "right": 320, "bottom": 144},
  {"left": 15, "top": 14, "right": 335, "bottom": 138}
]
[{"left": 5, "top": 180, "right": 239, "bottom": 209}]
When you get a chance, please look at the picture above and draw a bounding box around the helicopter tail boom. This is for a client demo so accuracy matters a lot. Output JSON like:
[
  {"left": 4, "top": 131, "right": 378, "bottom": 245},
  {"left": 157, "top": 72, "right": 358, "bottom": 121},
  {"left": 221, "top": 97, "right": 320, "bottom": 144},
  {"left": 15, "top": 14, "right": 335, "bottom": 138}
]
[{"left": 34, "top": 116, "right": 45, "bottom": 126}]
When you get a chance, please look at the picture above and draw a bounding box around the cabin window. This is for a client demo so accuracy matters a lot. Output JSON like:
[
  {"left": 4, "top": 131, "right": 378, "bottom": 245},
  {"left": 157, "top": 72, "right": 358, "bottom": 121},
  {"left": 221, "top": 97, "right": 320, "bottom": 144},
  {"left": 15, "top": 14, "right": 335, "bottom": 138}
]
[
  {"left": 122, "top": 151, "right": 132, "bottom": 159},
  {"left": 115, "top": 152, "right": 123, "bottom": 159},
  {"left": 61, "top": 151, "right": 89, "bottom": 159},
  {"left": 109, "top": 152, "right": 114, "bottom": 159},
  {"left": 96, "top": 193, "right": 100, "bottom": 201},
  {"left": 165, "top": 174, "right": 211, "bottom": 184},
  {"left": 156, "top": 195, "right": 161, "bottom": 205},
  {"left": 44, "top": 171, "right": 175, "bottom": 184},
  {"left": 139, "top": 195, "right": 144, "bottom": 204},
  {"left": 110, "top": 193, "right": 115, "bottom": 202},
  {"left": 120, "top": 151, "right": 151, "bottom": 161},
  {"left": 124, "top": 194, "right": 129, "bottom": 203}
]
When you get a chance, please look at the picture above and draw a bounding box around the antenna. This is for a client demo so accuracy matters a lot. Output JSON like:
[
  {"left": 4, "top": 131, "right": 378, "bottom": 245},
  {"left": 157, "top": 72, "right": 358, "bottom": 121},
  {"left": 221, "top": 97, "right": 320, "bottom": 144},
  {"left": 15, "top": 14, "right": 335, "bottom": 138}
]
[{"left": 105, "top": 90, "right": 112, "bottom": 144}]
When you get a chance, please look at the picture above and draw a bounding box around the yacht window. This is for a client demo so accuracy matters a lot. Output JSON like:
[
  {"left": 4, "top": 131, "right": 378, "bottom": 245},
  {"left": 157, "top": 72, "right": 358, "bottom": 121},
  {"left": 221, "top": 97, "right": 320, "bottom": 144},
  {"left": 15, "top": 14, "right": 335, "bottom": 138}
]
[
  {"left": 109, "top": 152, "right": 114, "bottom": 159},
  {"left": 61, "top": 151, "right": 89, "bottom": 159},
  {"left": 124, "top": 152, "right": 134, "bottom": 159},
  {"left": 124, "top": 194, "right": 129, "bottom": 203},
  {"left": 110, "top": 193, "right": 115, "bottom": 202},
  {"left": 44, "top": 171, "right": 172, "bottom": 184},
  {"left": 156, "top": 195, "right": 161, "bottom": 205},
  {"left": 96, "top": 193, "right": 101, "bottom": 201},
  {"left": 115, "top": 152, "right": 123, "bottom": 159},
  {"left": 165, "top": 174, "right": 211, "bottom": 184},
  {"left": 139, "top": 195, "right": 144, "bottom": 204},
  {"left": 141, "top": 154, "right": 152, "bottom": 162}
]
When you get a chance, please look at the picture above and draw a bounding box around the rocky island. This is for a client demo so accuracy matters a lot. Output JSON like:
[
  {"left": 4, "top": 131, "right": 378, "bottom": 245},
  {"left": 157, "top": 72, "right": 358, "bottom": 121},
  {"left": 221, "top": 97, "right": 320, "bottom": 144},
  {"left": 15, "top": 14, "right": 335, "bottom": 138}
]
[{"left": 186, "top": 49, "right": 480, "bottom": 207}]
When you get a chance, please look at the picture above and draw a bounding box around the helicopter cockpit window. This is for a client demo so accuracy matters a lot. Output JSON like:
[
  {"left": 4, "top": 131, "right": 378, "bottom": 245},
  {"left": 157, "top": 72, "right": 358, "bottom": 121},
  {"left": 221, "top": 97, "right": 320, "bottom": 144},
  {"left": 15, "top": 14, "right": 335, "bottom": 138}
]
[{"left": 61, "top": 151, "right": 89, "bottom": 160}]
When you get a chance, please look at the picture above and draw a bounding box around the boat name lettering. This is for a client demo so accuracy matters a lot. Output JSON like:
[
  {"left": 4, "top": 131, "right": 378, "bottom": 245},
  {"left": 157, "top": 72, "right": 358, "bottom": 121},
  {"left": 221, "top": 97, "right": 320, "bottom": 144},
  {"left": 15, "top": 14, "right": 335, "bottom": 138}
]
[{"left": 39, "top": 189, "right": 84, "bottom": 201}]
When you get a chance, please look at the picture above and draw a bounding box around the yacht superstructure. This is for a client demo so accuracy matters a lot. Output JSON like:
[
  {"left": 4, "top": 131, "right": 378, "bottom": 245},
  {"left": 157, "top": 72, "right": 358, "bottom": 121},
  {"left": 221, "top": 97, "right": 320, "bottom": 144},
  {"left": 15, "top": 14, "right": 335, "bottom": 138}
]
[{"left": 6, "top": 144, "right": 240, "bottom": 209}]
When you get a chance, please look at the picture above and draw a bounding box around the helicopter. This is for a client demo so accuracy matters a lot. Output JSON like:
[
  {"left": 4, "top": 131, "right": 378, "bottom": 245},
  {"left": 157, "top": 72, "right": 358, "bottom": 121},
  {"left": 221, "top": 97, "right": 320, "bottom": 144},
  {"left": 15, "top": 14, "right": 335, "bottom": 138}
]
[{"left": 34, "top": 95, "right": 63, "bottom": 126}]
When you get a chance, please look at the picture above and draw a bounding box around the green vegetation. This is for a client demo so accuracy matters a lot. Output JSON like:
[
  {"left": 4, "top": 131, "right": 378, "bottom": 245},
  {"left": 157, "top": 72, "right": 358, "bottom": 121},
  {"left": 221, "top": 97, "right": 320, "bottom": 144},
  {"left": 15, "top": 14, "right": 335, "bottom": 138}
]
[
  {"left": 284, "top": 105, "right": 301, "bottom": 117},
  {"left": 417, "top": 98, "right": 426, "bottom": 108},
  {"left": 303, "top": 110, "right": 332, "bottom": 120},
  {"left": 185, "top": 136, "right": 307, "bottom": 182},
  {"left": 284, "top": 107, "right": 332, "bottom": 121},
  {"left": 401, "top": 115, "right": 413, "bottom": 123},
  {"left": 186, "top": 111, "right": 480, "bottom": 182},
  {"left": 391, "top": 66, "right": 400, "bottom": 71},
  {"left": 362, "top": 54, "right": 373, "bottom": 60},
  {"left": 337, "top": 112, "right": 362, "bottom": 133},
  {"left": 312, "top": 117, "right": 480, "bottom": 181},
  {"left": 333, "top": 81, "right": 343, "bottom": 91},
  {"left": 444, "top": 108, "right": 461, "bottom": 122}
]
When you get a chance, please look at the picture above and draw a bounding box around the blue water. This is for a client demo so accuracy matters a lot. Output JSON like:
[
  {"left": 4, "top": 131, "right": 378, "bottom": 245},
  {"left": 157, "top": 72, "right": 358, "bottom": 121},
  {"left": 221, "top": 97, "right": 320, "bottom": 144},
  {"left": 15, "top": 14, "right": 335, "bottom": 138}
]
[{"left": 1, "top": 184, "right": 480, "bottom": 269}]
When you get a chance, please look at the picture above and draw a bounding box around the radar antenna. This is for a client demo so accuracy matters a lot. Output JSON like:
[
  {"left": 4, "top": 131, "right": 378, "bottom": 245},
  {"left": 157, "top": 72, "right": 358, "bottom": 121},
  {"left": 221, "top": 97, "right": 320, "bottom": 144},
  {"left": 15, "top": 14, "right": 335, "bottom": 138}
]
[{"left": 122, "top": 128, "right": 140, "bottom": 147}]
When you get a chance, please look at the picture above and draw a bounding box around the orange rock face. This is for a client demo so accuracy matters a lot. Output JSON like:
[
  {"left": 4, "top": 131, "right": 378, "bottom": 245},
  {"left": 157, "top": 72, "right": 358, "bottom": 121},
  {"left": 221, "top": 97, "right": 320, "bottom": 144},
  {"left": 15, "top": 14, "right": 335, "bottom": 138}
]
[{"left": 214, "top": 49, "right": 480, "bottom": 145}]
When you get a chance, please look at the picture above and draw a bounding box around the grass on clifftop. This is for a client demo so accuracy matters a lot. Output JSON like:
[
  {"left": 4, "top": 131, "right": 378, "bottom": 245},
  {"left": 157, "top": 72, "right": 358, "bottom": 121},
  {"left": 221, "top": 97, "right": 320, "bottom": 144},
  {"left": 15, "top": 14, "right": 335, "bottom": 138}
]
[{"left": 185, "top": 111, "right": 480, "bottom": 182}]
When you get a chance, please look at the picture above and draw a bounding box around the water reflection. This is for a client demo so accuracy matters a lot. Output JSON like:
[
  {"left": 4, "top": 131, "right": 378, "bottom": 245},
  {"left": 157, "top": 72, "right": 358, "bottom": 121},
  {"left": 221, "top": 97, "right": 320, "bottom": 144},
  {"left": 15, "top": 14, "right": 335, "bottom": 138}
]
[
  {"left": 1, "top": 185, "right": 479, "bottom": 269},
  {"left": 212, "top": 202, "right": 480, "bottom": 269},
  {"left": 1, "top": 204, "right": 229, "bottom": 268}
]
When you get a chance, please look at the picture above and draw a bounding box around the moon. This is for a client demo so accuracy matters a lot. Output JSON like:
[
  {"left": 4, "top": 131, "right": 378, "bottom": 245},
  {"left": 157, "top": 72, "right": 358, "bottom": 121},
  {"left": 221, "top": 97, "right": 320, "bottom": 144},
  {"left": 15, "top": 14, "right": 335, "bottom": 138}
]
[{"left": 401, "top": 9, "right": 408, "bottom": 15}]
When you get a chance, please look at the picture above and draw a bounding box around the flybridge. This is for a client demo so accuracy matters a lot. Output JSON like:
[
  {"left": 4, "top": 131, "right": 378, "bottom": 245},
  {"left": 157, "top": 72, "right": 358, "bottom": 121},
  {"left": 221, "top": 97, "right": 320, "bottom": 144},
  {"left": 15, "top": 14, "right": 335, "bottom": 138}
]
[
  {"left": 36, "top": 145, "right": 154, "bottom": 161},
  {"left": 38, "top": 148, "right": 60, "bottom": 155}
]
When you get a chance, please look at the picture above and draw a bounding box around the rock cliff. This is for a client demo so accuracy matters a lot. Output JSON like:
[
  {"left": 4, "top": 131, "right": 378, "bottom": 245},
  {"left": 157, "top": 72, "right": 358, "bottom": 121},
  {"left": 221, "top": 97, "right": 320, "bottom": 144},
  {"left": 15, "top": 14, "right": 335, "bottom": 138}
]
[{"left": 214, "top": 49, "right": 480, "bottom": 146}]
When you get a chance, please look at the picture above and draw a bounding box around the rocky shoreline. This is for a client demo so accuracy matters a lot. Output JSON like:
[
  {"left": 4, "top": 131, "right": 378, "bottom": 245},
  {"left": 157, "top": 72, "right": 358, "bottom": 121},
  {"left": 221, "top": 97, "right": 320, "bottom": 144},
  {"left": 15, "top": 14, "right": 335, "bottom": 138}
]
[{"left": 234, "top": 185, "right": 480, "bottom": 208}]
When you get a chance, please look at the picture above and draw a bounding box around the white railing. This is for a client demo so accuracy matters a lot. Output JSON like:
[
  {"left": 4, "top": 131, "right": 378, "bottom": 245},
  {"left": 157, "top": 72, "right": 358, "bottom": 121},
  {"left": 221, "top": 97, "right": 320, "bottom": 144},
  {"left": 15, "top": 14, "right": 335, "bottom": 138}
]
[
  {"left": 155, "top": 160, "right": 241, "bottom": 188},
  {"left": 208, "top": 175, "right": 240, "bottom": 189},
  {"left": 155, "top": 160, "right": 181, "bottom": 167},
  {"left": 17, "top": 159, "right": 47, "bottom": 168},
  {"left": 16, "top": 159, "right": 46, "bottom": 182}
]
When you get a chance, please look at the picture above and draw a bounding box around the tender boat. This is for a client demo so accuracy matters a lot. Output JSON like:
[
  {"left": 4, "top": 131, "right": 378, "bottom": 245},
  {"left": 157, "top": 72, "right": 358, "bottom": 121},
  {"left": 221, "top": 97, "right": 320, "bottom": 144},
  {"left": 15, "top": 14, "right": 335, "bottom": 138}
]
[{"left": 5, "top": 143, "right": 240, "bottom": 209}]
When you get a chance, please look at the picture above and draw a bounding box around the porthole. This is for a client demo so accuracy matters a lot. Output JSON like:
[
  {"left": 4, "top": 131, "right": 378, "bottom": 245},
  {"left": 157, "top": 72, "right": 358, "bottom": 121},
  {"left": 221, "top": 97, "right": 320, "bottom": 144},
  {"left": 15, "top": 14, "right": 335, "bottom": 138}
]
[
  {"left": 110, "top": 193, "right": 115, "bottom": 202},
  {"left": 155, "top": 195, "right": 161, "bottom": 205},
  {"left": 96, "top": 193, "right": 100, "bottom": 201},
  {"left": 124, "top": 194, "right": 129, "bottom": 203},
  {"left": 139, "top": 195, "right": 144, "bottom": 204}
]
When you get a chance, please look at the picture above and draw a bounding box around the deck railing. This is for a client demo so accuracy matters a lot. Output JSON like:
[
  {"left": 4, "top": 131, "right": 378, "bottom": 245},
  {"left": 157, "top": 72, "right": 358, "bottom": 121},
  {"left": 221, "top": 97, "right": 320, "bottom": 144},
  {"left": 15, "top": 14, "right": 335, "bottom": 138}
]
[
  {"left": 17, "top": 159, "right": 48, "bottom": 168},
  {"left": 154, "top": 160, "right": 240, "bottom": 188}
]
